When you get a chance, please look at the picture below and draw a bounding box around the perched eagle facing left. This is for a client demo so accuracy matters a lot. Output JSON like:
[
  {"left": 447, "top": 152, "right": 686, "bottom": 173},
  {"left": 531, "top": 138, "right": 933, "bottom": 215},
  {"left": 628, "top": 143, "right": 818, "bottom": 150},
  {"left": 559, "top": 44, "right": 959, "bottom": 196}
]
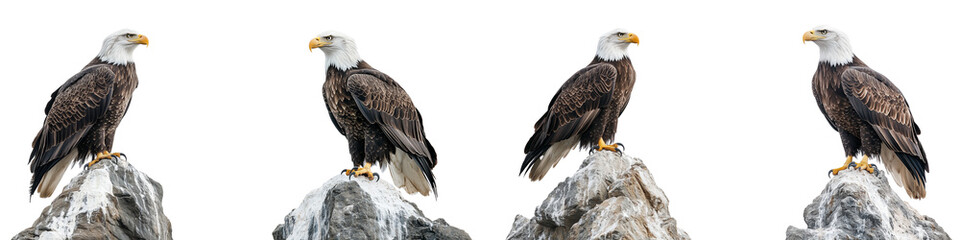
[
  {"left": 804, "top": 26, "right": 929, "bottom": 199},
  {"left": 29, "top": 29, "right": 148, "bottom": 199},
  {"left": 309, "top": 31, "right": 438, "bottom": 196},
  {"left": 520, "top": 29, "right": 639, "bottom": 181}
]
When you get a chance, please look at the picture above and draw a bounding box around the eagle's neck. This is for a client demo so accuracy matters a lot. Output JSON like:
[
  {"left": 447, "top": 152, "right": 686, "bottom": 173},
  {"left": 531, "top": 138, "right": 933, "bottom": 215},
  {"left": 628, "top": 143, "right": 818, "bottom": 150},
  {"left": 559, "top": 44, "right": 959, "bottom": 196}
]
[
  {"left": 322, "top": 46, "right": 362, "bottom": 72},
  {"left": 97, "top": 42, "right": 137, "bottom": 66},
  {"left": 597, "top": 41, "right": 630, "bottom": 61},
  {"left": 816, "top": 37, "right": 854, "bottom": 67}
]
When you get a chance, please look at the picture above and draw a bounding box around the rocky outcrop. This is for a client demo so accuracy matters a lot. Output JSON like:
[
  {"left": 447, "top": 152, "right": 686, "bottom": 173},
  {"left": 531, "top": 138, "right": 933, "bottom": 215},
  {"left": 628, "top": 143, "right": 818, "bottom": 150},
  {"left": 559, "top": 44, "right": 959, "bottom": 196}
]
[
  {"left": 273, "top": 174, "right": 470, "bottom": 240},
  {"left": 13, "top": 158, "right": 172, "bottom": 240},
  {"left": 786, "top": 169, "right": 951, "bottom": 240},
  {"left": 507, "top": 151, "right": 689, "bottom": 240}
]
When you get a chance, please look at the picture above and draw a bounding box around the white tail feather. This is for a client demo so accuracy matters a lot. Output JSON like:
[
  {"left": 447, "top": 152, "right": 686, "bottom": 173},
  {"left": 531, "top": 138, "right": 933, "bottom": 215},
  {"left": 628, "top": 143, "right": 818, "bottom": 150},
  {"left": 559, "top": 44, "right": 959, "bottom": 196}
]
[
  {"left": 386, "top": 148, "right": 432, "bottom": 196},
  {"left": 37, "top": 149, "right": 78, "bottom": 198},
  {"left": 880, "top": 145, "right": 926, "bottom": 199},
  {"left": 529, "top": 136, "right": 579, "bottom": 181}
]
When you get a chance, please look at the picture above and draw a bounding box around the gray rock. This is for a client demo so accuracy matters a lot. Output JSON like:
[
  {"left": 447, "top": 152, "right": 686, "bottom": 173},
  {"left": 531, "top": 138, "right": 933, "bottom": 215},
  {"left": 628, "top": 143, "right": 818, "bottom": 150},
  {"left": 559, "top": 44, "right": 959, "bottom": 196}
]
[
  {"left": 507, "top": 151, "right": 689, "bottom": 240},
  {"left": 13, "top": 158, "right": 172, "bottom": 240},
  {"left": 786, "top": 169, "right": 951, "bottom": 240},
  {"left": 273, "top": 175, "right": 470, "bottom": 240}
]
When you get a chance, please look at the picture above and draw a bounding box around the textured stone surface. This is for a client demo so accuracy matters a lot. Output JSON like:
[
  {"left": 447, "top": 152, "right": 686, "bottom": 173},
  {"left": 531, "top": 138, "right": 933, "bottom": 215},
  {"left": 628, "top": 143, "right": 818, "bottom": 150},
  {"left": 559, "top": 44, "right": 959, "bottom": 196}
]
[
  {"left": 507, "top": 151, "right": 689, "bottom": 240},
  {"left": 786, "top": 169, "right": 951, "bottom": 240},
  {"left": 13, "top": 158, "right": 172, "bottom": 240},
  {"left": 273, "top": 175, "right": 470, "bottom": 240}
]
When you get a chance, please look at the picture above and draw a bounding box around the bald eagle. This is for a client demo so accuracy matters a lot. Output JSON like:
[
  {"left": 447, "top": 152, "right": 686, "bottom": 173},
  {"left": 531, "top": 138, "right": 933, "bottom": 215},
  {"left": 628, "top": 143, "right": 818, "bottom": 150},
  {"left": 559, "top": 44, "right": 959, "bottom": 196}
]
[
  {"left": 804, "top": 26, "right": 929, "bottom": 199},
  {"left": 29, "top": 29, "right": 148, "bottom": 199},
  {"left": 309, "top": 31, "right": 437, "bottom": 196},
  {"left": 520, "top": 29, "right": 639, "bottom": 181}
]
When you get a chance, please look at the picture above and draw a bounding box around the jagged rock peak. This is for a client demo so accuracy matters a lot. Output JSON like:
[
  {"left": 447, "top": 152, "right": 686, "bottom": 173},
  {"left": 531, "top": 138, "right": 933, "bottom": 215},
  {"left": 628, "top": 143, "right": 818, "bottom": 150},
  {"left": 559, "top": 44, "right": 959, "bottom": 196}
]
[
  {"left": 786, "top": 169, "right": 951, "bottom": 240},
  {"left": 507, "top": 151, "right": 689, "bottom": 240},
  {"left": 273, "top": 174, "right": 470, "bottom": 240},
  {"left": 13, "top": 158, "right": 172, "bottom": 240}
]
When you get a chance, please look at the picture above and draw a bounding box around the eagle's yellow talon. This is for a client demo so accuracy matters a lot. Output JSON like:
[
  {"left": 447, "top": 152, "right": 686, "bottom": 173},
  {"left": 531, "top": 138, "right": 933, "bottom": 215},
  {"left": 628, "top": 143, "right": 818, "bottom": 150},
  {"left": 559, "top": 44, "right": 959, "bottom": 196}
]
[
  {"left": 351, "top": 163, "right": 377, "bottom": 180},
  {"left": 855, "top": 156, "right": 875, "bottom": 173},
  {"left": 88, "top": 151, "right": 113, "bottom": 167},
  {"left": 594, "top": 138, "right": 620, "bottom": 152},
  {"left": 343, "top": 163, "right": 378, "bottom": 181},
  {"left": 829, "top": 156, "right": 854, "bottom": 175}
]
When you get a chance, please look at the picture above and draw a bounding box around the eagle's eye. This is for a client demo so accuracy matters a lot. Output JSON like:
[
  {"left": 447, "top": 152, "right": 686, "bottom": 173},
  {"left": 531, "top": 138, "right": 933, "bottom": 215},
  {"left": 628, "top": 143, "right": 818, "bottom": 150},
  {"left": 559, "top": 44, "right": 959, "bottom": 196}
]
[
  {"left": 125, "top": 34, "right": 136, "bottom": 38},
  {"left": 617, "top": 32, "right": 625, "bottom": 37},
  {"left": 819, "top": 30, "right": 828, "bottom": 35},
  {"left": 324, "top": 36, "right": 333, "bottom": 41}
]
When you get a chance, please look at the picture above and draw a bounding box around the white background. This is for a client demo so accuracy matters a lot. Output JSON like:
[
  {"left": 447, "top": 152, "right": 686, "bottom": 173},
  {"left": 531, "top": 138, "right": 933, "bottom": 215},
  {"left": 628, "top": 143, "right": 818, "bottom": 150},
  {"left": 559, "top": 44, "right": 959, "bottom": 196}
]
[{"left": 1, "top": 1, "right": 957, "bottom": 239}]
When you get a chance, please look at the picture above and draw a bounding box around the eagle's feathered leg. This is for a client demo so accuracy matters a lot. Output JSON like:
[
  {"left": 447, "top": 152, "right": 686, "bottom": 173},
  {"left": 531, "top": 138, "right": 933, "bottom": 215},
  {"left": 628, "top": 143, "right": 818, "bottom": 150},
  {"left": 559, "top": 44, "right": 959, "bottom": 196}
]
[
  {"left": 854, "top": 155, "right": 876, "bottom": 174},
  {"left": 344, "top": 162, "right": 380, "bottom": 181},
  {"left": 829, "top": 156, "right": 855, "bottom": 175},
  {"left": 593, "top": 138, "right": 622, "bottom": 155},
  {"left": 87, "top": 151, "right": 123, "bottom": 167}
]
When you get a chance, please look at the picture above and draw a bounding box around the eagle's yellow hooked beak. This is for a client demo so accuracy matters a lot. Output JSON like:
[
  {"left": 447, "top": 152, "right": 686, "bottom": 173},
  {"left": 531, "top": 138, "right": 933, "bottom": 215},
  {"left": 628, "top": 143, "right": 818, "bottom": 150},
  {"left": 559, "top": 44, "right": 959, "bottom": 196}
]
[
  {"left": 309, "top": 38, "right": 329, "bottom": 52},
  {"left": 129, "top": 34, "right": 149, "bottom": 47},
  {"left": 620, "top": 33, "right": 639, "bottom": 45},
  {"left": 802, "top": 31, "right": 823, "bottom": 44}
]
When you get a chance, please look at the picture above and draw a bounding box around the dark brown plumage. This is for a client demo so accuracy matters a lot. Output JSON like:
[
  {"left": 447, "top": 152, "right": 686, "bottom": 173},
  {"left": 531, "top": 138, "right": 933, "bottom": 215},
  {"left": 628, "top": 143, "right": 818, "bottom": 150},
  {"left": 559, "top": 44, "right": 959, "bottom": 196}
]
[
  {"left": 29, "top": 30, "right": 146, "bottom": 199},
  {"left": 521, "top": 29, "right": 639, "bottom": 181},
  {"left": 312, "top": 32, "right": 437, "bottom": 196},
  {"left": 806, "top": 27, "right": 928, "bottom": 199}
]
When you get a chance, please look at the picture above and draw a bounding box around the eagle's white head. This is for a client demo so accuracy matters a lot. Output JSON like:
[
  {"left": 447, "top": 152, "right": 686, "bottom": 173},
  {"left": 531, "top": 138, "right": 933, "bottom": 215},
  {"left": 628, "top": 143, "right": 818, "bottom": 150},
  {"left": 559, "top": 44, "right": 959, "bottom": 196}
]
[
  {"left": 309, "top": 31, "right": 362, "bottom": 71},
  {"left": 596, "top": 28, "right": 640, "bottom": 61},
  {"left": 803, "top": 26, "right": 854, "bottom": 66},
  {"left": 97, "top": 29, "right": 149, "bottom": 65}
]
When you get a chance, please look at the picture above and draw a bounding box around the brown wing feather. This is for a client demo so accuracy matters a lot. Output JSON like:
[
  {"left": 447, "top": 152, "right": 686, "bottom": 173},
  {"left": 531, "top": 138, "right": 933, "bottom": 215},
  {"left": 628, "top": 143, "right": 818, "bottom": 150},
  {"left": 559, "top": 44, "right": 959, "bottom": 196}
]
[
  {"left": 841, "top": 66, "right": 928, "bottom": 182},
  {"left": 812, "top": 65, "right": 843, "bottom": 131},
  {"left": 29, "top": 65, "right": 116, "bottom": 194},
  {"left": 841, "top": 67, "right": 923, "bottom": 156},
  {"left": 320, "top": 78, "right": 346, "bottom": 136},
  {"left": 521, "top": 63, "right": 617, "bottom": 174},
  {"left": 323, "top": 100, "right": 345, "bottom": 136},
  {"left": 813, "top": 90, "right": 839, "bottom": 131},
  {"left": 345, "top": 69, "right": 436, "bottom": 164}
]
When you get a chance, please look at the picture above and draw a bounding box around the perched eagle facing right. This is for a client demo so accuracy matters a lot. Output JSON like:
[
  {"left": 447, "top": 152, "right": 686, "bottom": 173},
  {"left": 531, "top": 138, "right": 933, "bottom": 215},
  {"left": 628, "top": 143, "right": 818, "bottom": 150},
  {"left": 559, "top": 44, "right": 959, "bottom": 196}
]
[
  {"left": 804, "top": 26, "right": 929, "bottom": 199},
  {"left": 29, "top": 29, "right": 148, "bottom": 199},
  {"left": 520, "top": 29, "right": 639, "bottom": 181}
]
